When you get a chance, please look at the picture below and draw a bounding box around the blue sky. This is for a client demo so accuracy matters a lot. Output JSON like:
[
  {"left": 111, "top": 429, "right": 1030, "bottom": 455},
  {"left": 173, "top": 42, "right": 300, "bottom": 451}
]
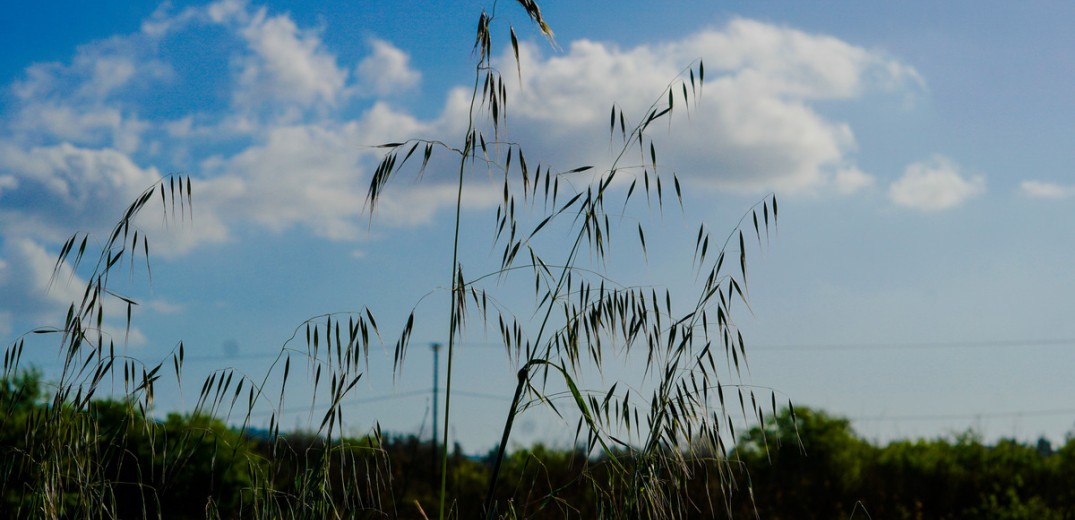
[{"left": 3, "top": 1, "right": 1075, "bottom": 452}]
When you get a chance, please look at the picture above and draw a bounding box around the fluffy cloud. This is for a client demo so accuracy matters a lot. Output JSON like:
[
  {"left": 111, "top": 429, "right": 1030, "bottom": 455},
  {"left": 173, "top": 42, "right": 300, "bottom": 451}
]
[
  {"left": 0, "top": 175, "right": 17, "bottom": 196},
  {"left": 0, "top": 143, "right": 162, "bottom": 241},
  {"left": 2, "top": 6, "right": 924, "bottom": 248},
  {"left": 0, "top": 238, "right": 84, "bottom": 320},
  {"left": 0, "top": 3, "right": 925, "bottom": 336},
  {"left": 1020, "top": 180, "right": 1075, "bottom": 199},
  {"left": 190, "top": 103, "right": 496, "bottom": 248},
  {"left": 224, "top": 3, "right": 349, "bottom": 108},
  {"left": 503, "top": 19, "right": 923, "bottom": 195},
  {"left": 200, "top": 123, "right": 369, "bottom": 240},
  {"left": 3, "top": 7, "right": 921, "bottom": 257},
  {"left": 356, "top": 39, "right": 421, "bottom": 96},
  {"left": 0, "top": 238, "right": 144, "bottom": 344},
  {"left": 11, "top": 37, "right": 170, "bottom": 103},
  {"left": 0, "top": 2, "right": 461, "bottom": 265},
  {"left": 12, "top": 105, "right": 149, "bottom": 154},
  {"left": 834, "top": 167, "right": 875, "bottom": 194},
  {"left": 889, "top": 156, "right": 985, "bottom": 212},
  {"left": 8, "top": 33, "right": 168, "bottom": 154}
]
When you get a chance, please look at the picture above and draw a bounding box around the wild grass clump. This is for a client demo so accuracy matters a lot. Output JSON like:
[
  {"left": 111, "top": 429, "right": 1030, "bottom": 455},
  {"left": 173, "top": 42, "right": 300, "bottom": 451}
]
[{"left": 1, "top": 1, "right": 782, "bottom": 518}]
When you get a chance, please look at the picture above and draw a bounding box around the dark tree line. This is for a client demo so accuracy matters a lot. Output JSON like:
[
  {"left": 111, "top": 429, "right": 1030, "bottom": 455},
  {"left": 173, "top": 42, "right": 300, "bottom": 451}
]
[{"left": 3, "top": 369, "right": 1073, "bottom": 519}]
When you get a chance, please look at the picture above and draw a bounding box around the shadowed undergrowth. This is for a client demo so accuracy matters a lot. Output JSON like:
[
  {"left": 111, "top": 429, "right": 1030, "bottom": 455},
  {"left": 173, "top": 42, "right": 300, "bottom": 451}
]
[{"left": 4, "top": 378, "right": 1073, "bottom": 520}]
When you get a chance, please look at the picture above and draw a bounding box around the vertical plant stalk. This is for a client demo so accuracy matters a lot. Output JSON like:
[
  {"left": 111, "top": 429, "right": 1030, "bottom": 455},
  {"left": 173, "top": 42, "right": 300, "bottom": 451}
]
[
  {"left": 439, "top": 45, "right": 484, "bottom": 520},
  {"left": 482, "top": 65, "right": 664, "bottom": 512},
  {"left": 483, "top": 217, "right": 590, "bottom": 516},
  {"left": 484, "top": 365, "right": 529, "bottom": 520},
  {"left": 365, "top": 5, "right": 756, "bottom": 518}
]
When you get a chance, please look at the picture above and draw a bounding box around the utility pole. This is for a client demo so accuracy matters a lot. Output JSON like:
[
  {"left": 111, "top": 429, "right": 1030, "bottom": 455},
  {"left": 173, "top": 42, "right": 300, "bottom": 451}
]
[{"left": 431, "top": 342, "right": 441, "bottom": 482}]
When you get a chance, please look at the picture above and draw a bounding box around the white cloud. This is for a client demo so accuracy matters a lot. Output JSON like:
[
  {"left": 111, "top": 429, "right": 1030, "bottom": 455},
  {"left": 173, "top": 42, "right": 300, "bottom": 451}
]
[
  {"left": 147, "top": 299, "right": 185, "bottom": 314},
  {"left": 78, "top": 54, "right": 138, "bottom": 99},
  {"left": 1020, "top": 180, "right": 1075, "bottom": 200},
  {"left": 834, "top": 167, "right": 875, "bottom": 194},
  {"left": 0, "top": 175, "right": 17, "bottom": 196},
  {"left": 0, "top": 238, "right": 148, "bottom": 345},
  {"left": 6, "top": 33, "right": 168, "bottom": 154},
  {"left": 0, "top": 2, "right": 952, "bottom": 358},
  {"left": 0, "top": 5, "right": 932, "bottom": 336},
  {"left": 356, "top": 39, "right": 421, "bottom": 96},
  {"left": 187, "top": 102, "right": 492, "bottom": 248},
  {"left": 370, "top": 181, "right": 500, "bottom": 227},
  {"left": 0, "top": 142, "right": 162, "bottom": 241},
  {"left": 231, "top": 5, "right": 348, "bottom": 108},
  {"left": 207, "top": 0, "right": 248, "bottom": 24},
  {"left": 0, "top": 238, "right": 85, "bottom": 326},
  {"left": 12, "top": 104, "right": 149, "bottom": 154},
  {"left": 501, "top": 18, "right": 921, "bottom": 195},
  {"left": 678, "top": 19, "right": 923, "bottom": 99},
  {"left": 889, "top": 156, "right": 985, "bottom": 212},
  {"left": 140, "top": 3, "right": 201, "bottom": 38},
  {"left": 12, "top": 34, "right": 172, "bottom": 103},
  {"left": 202, "top": 123, "right": 368, "bottom": 239},
  {"left": 0, "top": 9, "right": 925, "bottom": 261}
]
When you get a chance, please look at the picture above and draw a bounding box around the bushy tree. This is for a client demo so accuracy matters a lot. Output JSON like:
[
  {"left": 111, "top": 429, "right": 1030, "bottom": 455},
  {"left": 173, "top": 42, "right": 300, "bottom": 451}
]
[{"left": 730, "top": 407, "right": 869, "bottom": 519}]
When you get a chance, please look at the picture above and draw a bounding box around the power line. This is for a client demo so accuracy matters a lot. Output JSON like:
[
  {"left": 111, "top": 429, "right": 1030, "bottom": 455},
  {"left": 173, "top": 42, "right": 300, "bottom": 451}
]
[
  {"left": 247, "top": 389, "right": 432, "bottom": 418},
  {"left": 852, "top": 407, "right": 1075, "bottom": 422},
  {"left": 17, "top": 337, "right": 1075, "bottom": 373},
  {"left": 453, "top": 390, "right": 511, "bottom": 401},
  {"left": 750, "top": 338, "right": 1075, "bottom": 352},
  {"left": 323, "top": 387, "right": 1075, "bottom": 424},
  {"left": 412, "top": 338, "right": 1075, "bottom": 352},
  {"left": 246, "top": 387, "right": 509, "bottom": 419}
]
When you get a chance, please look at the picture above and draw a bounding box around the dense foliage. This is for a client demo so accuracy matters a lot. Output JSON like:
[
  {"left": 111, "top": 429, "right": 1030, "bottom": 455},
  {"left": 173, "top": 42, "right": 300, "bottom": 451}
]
[{"left": 3, "top": 370, "right": 1073, "bottom": 518}]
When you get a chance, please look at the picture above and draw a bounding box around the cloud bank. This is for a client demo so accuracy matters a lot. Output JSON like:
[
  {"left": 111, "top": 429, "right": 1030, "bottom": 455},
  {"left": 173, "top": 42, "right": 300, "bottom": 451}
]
[
  {"left": 506, "top": 19, "right": 923, "bottom": 195},
  {"left": 0, "top": 2, "right": 924, "bottom": 335}
]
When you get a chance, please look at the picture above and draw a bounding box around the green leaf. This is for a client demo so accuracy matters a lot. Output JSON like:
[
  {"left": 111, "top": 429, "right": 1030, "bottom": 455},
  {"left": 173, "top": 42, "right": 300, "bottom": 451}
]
[
  {"left": 739, "top": 230, "right": 746, "bottom": 276},
  {"left": 402, "top": 141, "right": 420, "bottom": 164},
  {"left": 531, "top": 215, "right": 553, "bottom": 236},
  {"left": 420, "top": 143, "right": 433, "bottom": 176},
  {"left": 638, "top": 224, "right": 647, "bottom": 258},
  {"left": 510, "top": 26, "right": 521, "bottom": 81}
]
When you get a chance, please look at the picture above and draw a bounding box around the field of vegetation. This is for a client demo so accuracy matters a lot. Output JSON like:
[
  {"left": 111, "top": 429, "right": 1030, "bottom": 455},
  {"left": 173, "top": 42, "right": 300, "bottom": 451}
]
[
  {"left": 6, "top": 2, "right": 1064, "bottom": 519},
  {"left": 2, "top": 369, "right": 1072, "bottom": 518}
]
